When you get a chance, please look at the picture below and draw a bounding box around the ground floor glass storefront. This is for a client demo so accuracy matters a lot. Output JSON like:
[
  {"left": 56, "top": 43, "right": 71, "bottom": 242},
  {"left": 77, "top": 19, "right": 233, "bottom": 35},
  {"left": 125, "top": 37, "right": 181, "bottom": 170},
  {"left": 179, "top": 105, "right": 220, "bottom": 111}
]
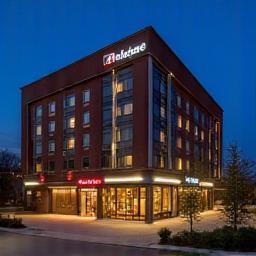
[{"left": 102, "top": 187, "right": 146, "bottom": 220}]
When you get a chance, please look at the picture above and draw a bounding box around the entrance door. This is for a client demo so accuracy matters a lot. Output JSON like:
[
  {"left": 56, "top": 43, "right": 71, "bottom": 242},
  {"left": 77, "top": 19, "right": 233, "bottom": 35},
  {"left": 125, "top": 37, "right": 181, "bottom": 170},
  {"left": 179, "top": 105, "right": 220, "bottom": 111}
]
[{"left": 80, "top": 189, "right": 97, "bottom": 217}]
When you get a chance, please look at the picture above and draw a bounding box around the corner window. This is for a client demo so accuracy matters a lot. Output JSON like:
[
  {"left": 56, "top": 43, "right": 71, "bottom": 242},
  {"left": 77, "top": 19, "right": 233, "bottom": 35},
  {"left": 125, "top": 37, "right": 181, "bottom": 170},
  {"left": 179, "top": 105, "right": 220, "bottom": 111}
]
[
  {"left": 48, "top": 101, "right": 56, "bottom": 116},
  {"left": 36, "top": 105, "right": 42, "bottom": 118},
  {"left": 177, "top": 115, "right": 182, "bottom": 128},
  {"left": 176, "top": 137, "right": 182, "bottom": 149},
  {"left": 176, "top": 158, "right": 182, "bottom": 170},
  {"left": 83, "top": 133, "right": 90, "bottom": 148},
  {"left": 177, "top": 95, "right": 181, "bottom": 108},
  {"left": 48, "top": 141, "right": 55, "bottom": 153},
  {"left": 67, "top": 116, "right": 75, "bottom": 129},
  {"left": 35, "top": 142, "right": 42, "bottom": 155},
  {"left": 82, "top": 156, "right": 90, "bottom": 168},
  {"left": 48, "top": 121, "right": 56, "bottom": 133},
  {"left": 65, "top": 95, "right": 75, "bottom": 108},
  {"left": 83, "top": 111, "right": 90, "bottom": 125},
  {"left": 66, "top": 137, "right": 75, "bottom": 150},
  {"left": 36, "top": 125, "right": 42, "bottom": 136},
  {"left": 83, "top": 89, "right": 90, "bottom": 103}
]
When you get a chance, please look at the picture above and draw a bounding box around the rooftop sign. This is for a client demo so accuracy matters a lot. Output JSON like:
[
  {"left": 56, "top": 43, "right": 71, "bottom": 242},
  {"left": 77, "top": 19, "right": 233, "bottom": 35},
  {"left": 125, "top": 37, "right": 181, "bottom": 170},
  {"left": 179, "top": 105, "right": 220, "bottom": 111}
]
[{"left": 103, "top": 42, "right": 146, "bottom": 66}]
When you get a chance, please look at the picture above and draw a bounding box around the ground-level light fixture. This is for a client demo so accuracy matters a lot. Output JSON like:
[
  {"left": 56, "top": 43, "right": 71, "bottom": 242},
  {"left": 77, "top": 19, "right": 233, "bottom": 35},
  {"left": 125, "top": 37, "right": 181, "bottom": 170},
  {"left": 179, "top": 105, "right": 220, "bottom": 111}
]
[
  {"left": 199, "top": 182, "right": 214, "bottom": 187},
  {"left": 24, "top": 181, "right": 40, "bottom": 186}
]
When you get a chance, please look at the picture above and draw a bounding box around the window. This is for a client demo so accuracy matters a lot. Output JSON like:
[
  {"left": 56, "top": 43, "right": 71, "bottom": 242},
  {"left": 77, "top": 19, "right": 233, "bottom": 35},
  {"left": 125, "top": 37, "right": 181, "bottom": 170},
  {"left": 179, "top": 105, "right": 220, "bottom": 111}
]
[
  {"left": 35, "top": 142, "right": 42, "bottom": 155},
  {"left": 36, "top": 105, "right": 42, "bottom": 118},
  {"left": 67, "top": 137, "right": 75, "bottom": 150},
  {"left": 201, "top": 113, "right": 205, "bottom": 127},
  {"left": 82, "top": 156, "right": 90, "bottom": 168},
  {"left": 124, "top": 103, "right": 133, "bottom": 115},
  {"left": 83, "top": 133, "right": 90, "bottom": 148},
  {"left": 48, "top": 121, "right": 56, "bottom": 133},
  {"left": 160, "top": 106, "right": 165, "bottom": 118},
  {"left": 83, "top": 111, "right": 90, "bottom": 125},
  {"left": 116, "top": 127, "right": 132, "bottom": 142},
  {"left": 177, "top": 115, "right": 182, "bottom": 128},
  {"left": 176, "top": 158, "right": 182, "bottom": 170},
  {"left": 194, "top": 107, "right": 199, "bottom": 123},
  {"left": 160, "top": 130, "right": 165, "bottom": 143},
  {"left": 116, "top": 77, "right": 133, "bottom": 93},
  {"left": 186, "top": 101, "right": 190, "bottom": 115},
  {"left": 117, "top": 155, "right": 133, "bottom": 167},
  {"left": 65, "top": 94, "right": 75, "bottom": 108},
  {"left": 36, "top": 162, "right": 42, "bottom": 173},
  {"left": 36, "top": 125, "right": 42, "bottom": 136},
  {"left": 194, "top": 126, "right": 199, "bottom": 136},
  {"left": 67, "top": 116, "right": 75, "bottom": 129},
  {"left": 48, "top": 102, "right": 56, "bottom": 116},
  {"left": 186, "top": 140, "right": 190, "bottom": 154},
  {"left": 48, "top": 141, "right": 55, "bottom": 153},
  {"left": 186, "top": 160, "right": 190, "bottom": 171},
  {"left": 177, "top": 95, "right": 181, "bottom": 108},
  {"left": 48, "top": 161, "right": 55, "bottom": 172},
  {"left": 83, "top": 89, "right": 90, "bottom": 103},
  {"left": 176, "top": 137, "right": 182, "bottom": 149},
  {"left": 68, "top": 159, "right": 75, "bottom": 169},
  {"left": 201, "top": 130, "right": 205, "bottom": 141},
  {"left": 185, "top": 119, "right": 190, "bottom": 132}
]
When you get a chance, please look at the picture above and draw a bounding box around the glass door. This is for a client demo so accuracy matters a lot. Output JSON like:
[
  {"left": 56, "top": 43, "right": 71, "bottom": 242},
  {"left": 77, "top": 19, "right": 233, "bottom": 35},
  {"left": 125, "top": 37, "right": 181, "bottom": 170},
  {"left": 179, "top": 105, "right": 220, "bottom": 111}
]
[{"left": 80, "top": 189, "right": 97, "bottom": 217}]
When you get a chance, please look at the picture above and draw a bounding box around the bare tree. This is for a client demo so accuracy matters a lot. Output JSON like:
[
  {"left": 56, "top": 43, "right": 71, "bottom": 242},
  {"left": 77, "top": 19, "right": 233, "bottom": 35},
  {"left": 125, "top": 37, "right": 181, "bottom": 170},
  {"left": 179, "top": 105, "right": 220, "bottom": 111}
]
[{"left": 0, "top": 149, "right": 20, "bottom": 173}]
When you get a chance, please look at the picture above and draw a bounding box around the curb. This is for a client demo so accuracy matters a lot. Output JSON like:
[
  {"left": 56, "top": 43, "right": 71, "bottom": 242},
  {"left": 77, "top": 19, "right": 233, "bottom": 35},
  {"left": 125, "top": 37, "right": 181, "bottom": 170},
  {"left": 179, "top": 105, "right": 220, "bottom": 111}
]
[{"left": 0, "top": 227, "right": 255, "bottom": 256}]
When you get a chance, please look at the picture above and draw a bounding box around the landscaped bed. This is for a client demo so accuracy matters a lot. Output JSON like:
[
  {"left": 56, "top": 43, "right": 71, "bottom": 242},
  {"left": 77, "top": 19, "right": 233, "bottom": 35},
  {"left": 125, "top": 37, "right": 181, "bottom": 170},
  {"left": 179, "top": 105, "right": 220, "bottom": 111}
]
[
  {"left": 158, "top": 226, "right": 256, "bottom": 252},
  {"left": 0, "top": 214, "right": 26, "bottom": 228}
]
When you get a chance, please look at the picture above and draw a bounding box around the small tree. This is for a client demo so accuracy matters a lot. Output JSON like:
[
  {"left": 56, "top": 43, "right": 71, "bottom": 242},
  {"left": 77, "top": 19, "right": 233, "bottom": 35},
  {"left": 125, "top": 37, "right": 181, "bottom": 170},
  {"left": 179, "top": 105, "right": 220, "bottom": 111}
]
[
  {"left": 223, "top": 144, "right": 256, "bottom": 230},
  {"left": 179, "top": 186, "right": 201, "bottom": 233}
]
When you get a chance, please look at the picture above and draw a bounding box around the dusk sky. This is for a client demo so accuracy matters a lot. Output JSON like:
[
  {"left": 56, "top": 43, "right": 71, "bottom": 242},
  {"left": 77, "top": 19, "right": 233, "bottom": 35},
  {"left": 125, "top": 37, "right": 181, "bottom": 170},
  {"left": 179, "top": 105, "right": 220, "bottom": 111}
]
[{"left": 0, "top": 0, "right": 255, "bottom": 159}]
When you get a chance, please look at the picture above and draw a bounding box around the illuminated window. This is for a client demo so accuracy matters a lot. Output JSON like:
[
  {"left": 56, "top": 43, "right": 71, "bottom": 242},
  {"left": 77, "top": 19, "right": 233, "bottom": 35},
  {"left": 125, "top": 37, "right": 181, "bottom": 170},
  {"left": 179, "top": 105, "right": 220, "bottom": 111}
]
[
  {"left": 194, "top": 126, "right": 199, "bottom": 136},
  {"left": 160, "top": 106, "right": 165, "bottom": 118},
  {"left": 159, "top": 156, "right": 165, "bottom": 168},
  {"left": 48, "top": 121, "right": 55, "bottom": 133},
  {"left": 176, "top": 137, "right": 182, "bottom": 149},
  {"left": 48, "top": 141, "right": 55, "bottom": 153},
  {"left": 67, "top": 116, "right": 75, "bottom": 129},
  {"left": 48, "top": 101, "right": 56, "bottom": 116},
  {"left": 36, "top": 163, "right": 42, "bottom": 173},
  {"left": 176, "top": 158, "right": 182, "bottom": 170},
  {"left": 36, "top": 125, "right": 42, "bottom": 136},
  {"left": 116, "top": 78, "right": 133, "bottom": 94},
  {"left": 160, "top": 130, "right": 165, "bottom": 143},
  {"left": 186, "top": 101, "right": 190, "bottom": 114},
  {"left": 83, "top": 111, "right": 90, "bottom": 125},
  {"left": 185, "top": 119, "right": 190, "bottom": 132},
  {"left": 177, "top": 95, "right": 181, "bottom": 108},
  {"left": 201, "top": 130, "right": 205, "bottom": 141},
  {"left": 67, "top": 138, "right": 75, "bottom": 150},
  {"left": 65, "top": 95, "right": 75, "bottom": 107},
  {"left": 124, "top": 155, "right": 132, "bottom": 166},
  {"left": 124, "top": 103, "right": 133, "bottom": 115},
  {"left": 116, "top": 127, "right": 132, "bottom": 142},
  {"left": 36, "top": 105, "right": 42, "bottom": 118},
  {"left": 83, "top": 133, "right": 90, "bottom": 148},
  {"left": 83, "top": 89, "right": 90, "bottom": 103},
  {"left": 186, "top": 160, "right": 190, "bottom": 171},
  {"left": 177, "top": 115, "right": 182, "bottom": 128}
]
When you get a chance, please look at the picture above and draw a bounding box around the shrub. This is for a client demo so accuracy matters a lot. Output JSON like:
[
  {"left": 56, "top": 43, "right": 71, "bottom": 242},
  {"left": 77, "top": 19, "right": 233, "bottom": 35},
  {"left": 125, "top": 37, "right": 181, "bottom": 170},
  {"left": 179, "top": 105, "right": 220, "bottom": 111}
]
[
  {"left": 158, "top": 227, "right": 172, "bottom": 244},
  {"left": 0, "top": 215, "right": 25, "bottom": 228},
  {"left": 236, "top": 227, "right": 256, "bottom": 251}
]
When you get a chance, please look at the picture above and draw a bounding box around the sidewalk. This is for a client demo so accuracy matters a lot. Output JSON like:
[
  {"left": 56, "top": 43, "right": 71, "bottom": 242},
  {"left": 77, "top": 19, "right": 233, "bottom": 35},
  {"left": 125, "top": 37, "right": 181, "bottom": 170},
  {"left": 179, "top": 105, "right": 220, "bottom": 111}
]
[{"left": 0, "top": 210, "right": 255, "bottom": 256}]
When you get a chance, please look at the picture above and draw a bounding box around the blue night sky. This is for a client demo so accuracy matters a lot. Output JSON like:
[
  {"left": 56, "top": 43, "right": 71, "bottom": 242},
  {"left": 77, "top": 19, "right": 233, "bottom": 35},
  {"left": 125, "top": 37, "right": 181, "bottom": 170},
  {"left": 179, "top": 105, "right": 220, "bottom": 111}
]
[{"left": 0, "top": 0, "right": 255, "bottom": 159}]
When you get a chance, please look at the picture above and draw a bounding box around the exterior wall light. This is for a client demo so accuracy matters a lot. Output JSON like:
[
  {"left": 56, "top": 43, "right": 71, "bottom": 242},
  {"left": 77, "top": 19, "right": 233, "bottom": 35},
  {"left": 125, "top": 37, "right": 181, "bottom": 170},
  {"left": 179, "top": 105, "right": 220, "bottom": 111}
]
[
  {"left": 154, "top": 177, "right": 181, "bottom": 185},
  {"left": 24, "top": 181, "right": 40, "bottom": 186},
  {"left": 104, "top": 177, "right": 143, "bottom": 183},
  {"left": 199, "top": 182, "right": 214, "bottom": 187}
]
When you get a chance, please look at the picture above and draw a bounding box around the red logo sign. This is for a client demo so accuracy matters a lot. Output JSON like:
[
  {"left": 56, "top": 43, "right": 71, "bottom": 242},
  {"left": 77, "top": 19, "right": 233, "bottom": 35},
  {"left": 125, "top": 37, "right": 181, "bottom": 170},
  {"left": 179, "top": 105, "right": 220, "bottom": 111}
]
[
  {"left": 39, "top": 174, "right": 45, "bottom": 183},
  {"left": 78, "top": 178, "right": 103, "bottom": 186},
  {"left": 66, "top": 170, "right": 73, "bottom": 181}
]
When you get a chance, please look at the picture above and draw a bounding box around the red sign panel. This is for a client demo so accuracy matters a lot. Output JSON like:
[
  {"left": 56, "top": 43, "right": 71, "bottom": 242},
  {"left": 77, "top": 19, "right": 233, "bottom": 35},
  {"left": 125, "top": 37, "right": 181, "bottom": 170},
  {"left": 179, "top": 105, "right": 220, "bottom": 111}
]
[{"left": 77, "top": 178, "right": 103, "bottom": 186}]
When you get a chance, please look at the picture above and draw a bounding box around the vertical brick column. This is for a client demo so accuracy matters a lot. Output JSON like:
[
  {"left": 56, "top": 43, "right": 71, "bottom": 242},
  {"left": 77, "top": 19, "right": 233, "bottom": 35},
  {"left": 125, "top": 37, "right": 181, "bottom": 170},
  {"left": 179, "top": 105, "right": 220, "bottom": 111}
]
[
  {"left": 97, "top": 188, "right": 103, "bottom": 219},
  {"left": 145, "top": 185, "right": 153, "bottom": 223}
]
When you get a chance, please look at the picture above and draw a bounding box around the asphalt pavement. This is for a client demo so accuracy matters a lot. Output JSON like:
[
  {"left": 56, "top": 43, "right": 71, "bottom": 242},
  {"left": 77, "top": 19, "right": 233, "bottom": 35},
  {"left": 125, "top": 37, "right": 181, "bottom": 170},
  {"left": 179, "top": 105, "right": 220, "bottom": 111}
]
[{"left": 0, "top": 231, "right": 191, "bottom": 256}]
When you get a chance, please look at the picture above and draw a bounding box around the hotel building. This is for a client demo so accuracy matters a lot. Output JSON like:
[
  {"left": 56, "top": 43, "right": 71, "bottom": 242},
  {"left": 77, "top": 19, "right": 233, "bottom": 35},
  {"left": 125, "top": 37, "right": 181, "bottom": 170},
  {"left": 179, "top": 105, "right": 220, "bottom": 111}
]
[{"left": 21, "top": 27, "right": 223, "bottom": 223}]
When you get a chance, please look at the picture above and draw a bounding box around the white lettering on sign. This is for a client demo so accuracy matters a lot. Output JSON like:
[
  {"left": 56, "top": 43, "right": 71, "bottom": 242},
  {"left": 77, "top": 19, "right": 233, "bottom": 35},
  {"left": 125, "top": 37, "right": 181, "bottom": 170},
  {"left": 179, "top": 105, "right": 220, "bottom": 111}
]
[
  {"left": 103, "top": 42, "right": 146, "bottom": 66},
  {"left": 185, "top": 176, "right": 199, "bottom": 185}
]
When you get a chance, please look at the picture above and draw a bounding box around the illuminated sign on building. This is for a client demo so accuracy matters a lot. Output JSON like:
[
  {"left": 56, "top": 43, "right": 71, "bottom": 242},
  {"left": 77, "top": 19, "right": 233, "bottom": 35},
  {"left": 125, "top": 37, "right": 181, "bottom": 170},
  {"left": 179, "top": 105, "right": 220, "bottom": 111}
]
[
  {"left": 77, "top": 178, "right": 103, "bottom": 186},
  {"left": 185, "top": 176, "right": 199, "bottom": 185},
  {"left": 103, "top": 42, "right": 146, "bottom": 66},
  {"left": 66, "top": 170, "right": 73, "bottom": 181}
]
